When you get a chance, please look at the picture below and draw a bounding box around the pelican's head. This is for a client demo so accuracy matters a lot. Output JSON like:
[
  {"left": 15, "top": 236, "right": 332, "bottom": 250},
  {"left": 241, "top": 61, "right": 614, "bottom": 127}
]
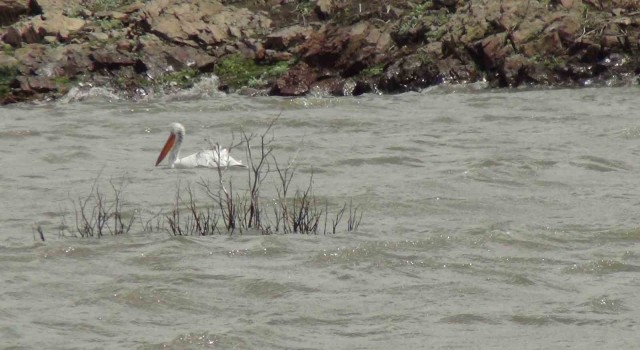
[
  {"left": 169, "top": 122, "right": 186, "bottom": 137},
  {"left": 155, "top": 123, "right": 186, "bottom": 167}
]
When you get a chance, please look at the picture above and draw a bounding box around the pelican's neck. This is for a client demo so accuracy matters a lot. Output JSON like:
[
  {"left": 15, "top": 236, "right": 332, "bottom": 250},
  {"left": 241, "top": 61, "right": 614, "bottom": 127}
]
[{"left": 168, "top": 133, "right": 183, "bottom": 168}]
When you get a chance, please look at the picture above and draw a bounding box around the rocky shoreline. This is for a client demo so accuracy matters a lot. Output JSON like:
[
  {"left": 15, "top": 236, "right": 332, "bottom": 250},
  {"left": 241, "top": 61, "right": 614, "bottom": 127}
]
[{"left": 1, "top": 0, "right": 639, "bottom": 105}]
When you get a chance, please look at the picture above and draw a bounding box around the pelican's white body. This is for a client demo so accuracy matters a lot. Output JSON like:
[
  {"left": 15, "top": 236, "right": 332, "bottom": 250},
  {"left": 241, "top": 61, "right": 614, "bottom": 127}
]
[{"left": 157, "top": 123, "right": 246, "bottom": 169}]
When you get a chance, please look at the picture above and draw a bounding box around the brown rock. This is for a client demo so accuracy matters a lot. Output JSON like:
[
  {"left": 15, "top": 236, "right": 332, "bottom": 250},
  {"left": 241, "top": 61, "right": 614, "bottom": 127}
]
[
  {"left": 87, "top": 32, "right": 109, "bottom": 42},
  {"left": 51, "top": 44, "right": 93, "bottom": 76},
  {"left": 510, "top": 18, "right": 547, "bottom": 46},
  {"left": 116, "top": 39, "right": 132, "bottom": 51},
  {"left": 94, "top": 11, "right": 128, "bottom": 21},
  {"left": 501, "top": 54, "right": 529, "bottom": 86},
  {"left": 0, "top": 51, "right": 19, "bottom": 67},
  {"left": 553, "top": 13, "right": 582, "bottom": 44},
  {"left": 141, "top": 0, "right": 271, "bottom": 48},
  {"left": 21, "top": 14, "right": 86, "bottom": 43},
  {"left": 265, "top": 49, "right": 293, "bottom": 62},
  {"left": 300, "top": 21, "right": 393, "bottom": 75},
  {"left": 436, "top": 57, "right": 478, "bottom": 84},
  {"left": 315, "top": 0, "right": 333, "bottom": 19},
  {"left": 273, "top": 62, "right": 317, "bottom": 96},
  {"left": 475, "top": 33, "right": 513, "bottom": 69},
  {"left": 0, "top": 0, "right": 30, "bottom": 26},
  {"left": 17, "top": 76, "right": 57, "bottom": 93},
  {"left": 379, "top": 53, "right": 439, "bottom": 92},
  {"left": 310, "top": 76, "right": 349, "bottom": 96},
  {"left": 606, "top": 0, "right": 639, "bottom": 11},
  {"left": 136, "top": 36, "right": 216, "bottom": 79},
  {"left": 31, "top": 0, "right": 75, "bottom": 14},
  {"left": 90, "top": 46, "right": 137, "bottom": 70},
  {"left": 424, "top": 42, "right": 443, "bottom": 59},
  {"left": 142, "top": 0, "right": 224, "bottom": 45},
  {"left": 520, "top": 31, "right": 563, "bottom": 58},
  {"left": 1, "top": 26, "right": 23, "bottom": 46},
  {"left": 12, "top": 43, "right": 92, "bottom": 78},
  {"left": 560, "top": 0, "right": 581, "bottom": 9},
  {"left": 264, "top": 25, "right": 311, "bottom": 50},
  {"left": 434, "top": 0, "right": 461, "bottom": 8},
  {"left": 13, "top": 43, "right": 47, "bottom": 74},
  {"left": 497, "top": 1, "right": 546, "bottom": 32},
  {"left": 20, "top": 23, "right": 40, "bottom": 43}
]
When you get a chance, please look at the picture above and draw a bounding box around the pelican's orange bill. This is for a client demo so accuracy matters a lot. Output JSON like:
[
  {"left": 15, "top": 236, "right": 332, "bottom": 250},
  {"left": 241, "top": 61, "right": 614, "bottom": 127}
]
[{"left": 155, "top": 133, "right": 176, "bottom": 166}]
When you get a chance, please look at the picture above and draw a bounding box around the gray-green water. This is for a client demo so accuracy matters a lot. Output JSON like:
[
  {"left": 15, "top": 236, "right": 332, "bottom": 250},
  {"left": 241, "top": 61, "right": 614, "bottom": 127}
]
[{"left": 2, "top": 84, "right": 640, "bottom": 349}]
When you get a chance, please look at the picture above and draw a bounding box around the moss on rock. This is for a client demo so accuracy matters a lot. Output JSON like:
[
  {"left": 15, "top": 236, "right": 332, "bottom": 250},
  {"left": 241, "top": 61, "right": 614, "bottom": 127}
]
[
  {"left": 0, "top": 65, "right": 18, "bottom": 100},
  {"left": 215, "top": 54, "right": 292, "bottom": 89}
]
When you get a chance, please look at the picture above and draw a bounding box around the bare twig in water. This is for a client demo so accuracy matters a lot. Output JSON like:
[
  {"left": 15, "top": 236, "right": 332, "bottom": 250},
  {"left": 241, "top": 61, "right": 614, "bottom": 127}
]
[
  {"left": 168, "top": 182, "right": 220, "bottom": 236},
  {"left": 199, "top": 174, "right": 237, "bottom": 233},
  {"left": 331, "top": 202, "right": 347, "bottom": 234},
  {"left": 166, "top": 182, "right": 183, "bottom": 235},
  {"left": 203, "top": 130, "right": 244, "bottom": 233},
  {"left": 197, "top": 113, "right": 360, "bottom": 236},
  {"left": 108, "top": 177, "right": 135, "bottom": 235},
  {"left": 347, "top": 198, "right": 363, "bottom": 232},
  {"left": 58, "top": 204, "right": 70, "bottom": 237},
  {"left": 273, "top": 152, "right": 297, "bottom": 233},
  {"left": 72, "top": 173, "right": 101, "bottom": 237},
  {"left": 32, "top": 224, "right": 45, "bottom": 242},
  {"left": 139, "top": 208, "right": 164, "bottom": 233},
  {"left": 291, "top": 171, "right": 323, "bottom": 234},
  {"left": 241, "top": 116, "right": 278, "bottom": 230},
  {"left": 71, "top": 173, "right": 137, "bottom": 237}
]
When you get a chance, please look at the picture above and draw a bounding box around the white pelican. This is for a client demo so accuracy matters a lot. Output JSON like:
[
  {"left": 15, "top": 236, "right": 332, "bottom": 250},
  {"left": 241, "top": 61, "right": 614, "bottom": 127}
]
[{"left": 155, "top": 122, "right": 246, "bottom": 169}]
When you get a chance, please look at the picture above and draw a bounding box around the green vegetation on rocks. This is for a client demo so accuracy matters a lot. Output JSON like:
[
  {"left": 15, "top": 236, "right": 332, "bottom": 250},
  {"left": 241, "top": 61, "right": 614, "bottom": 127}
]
[
  {"left": 0, "top": 66, "right": 18, "bottom": 99},
  {"left": 215, "top": 54, "right": 291, "bottom": 89},
  {"left": 83, "top": 0, "right": 137, "bottom": 12},
  {"left": 159, "top": 68, "right": 200, "bottom": 89},
  {"left": 2, "top": 44, "right": 14, "bottom": 55},
  {"left": 360, "top": 64, "right": 384, "bottom": 77}
]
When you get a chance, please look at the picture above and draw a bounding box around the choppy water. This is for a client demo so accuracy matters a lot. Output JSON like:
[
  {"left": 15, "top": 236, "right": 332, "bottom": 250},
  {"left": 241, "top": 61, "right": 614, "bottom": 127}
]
[{"left": 2, "top": 84, "right": 640, "bottom": 349}]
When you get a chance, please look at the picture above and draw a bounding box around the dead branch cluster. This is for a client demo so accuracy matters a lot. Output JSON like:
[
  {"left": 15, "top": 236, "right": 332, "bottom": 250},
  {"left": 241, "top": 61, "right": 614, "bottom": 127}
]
[
  {"left": 70, "top": 174, "right": 135, "bottom": 238},
  {"left": 60, "top": 118, "right": 362, "bottom": 239},
  {"left": 190, "top": 117, "right": 363, "bottom": 236}
]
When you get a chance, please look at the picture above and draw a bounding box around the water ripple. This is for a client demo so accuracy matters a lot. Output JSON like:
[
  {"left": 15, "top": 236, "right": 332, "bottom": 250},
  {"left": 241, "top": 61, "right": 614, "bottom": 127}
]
[{"left": 569, "top": 155, "right": 632, "bottom": 172}]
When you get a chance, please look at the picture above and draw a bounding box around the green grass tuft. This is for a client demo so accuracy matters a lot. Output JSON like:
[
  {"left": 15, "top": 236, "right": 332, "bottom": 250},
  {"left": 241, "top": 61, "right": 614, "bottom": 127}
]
[
  {"left": 82, "top": 0, "right": 136, "bottom": 12},
  {"left": 215, "top": 54, "right": 292, "bottom": 89},
  {"left": 0, "top": 66, "right": 18, "bottom": 98},
  {"left": 360, "top": 64, "right": 385, "bottom": 77},
  {"left": 159, "top": 68, "right": 200, "bottom": 89}
]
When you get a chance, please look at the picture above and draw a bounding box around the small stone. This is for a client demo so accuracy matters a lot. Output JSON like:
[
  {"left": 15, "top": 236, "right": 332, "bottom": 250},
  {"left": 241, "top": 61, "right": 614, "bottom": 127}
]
[
  {"left": 560, "top": 0, "right": 577, "bottom": 9},
  {"left": 1, "top": 26, "right": 22, "bottom": 47},
  {"left": 315, "top": 0, "right": 333, "bottom": 19},
  {"left": 89, "top": 32, "right": 110, "bottom": 41},
  {"left": 116, "top": 39, "right": 132, "bottom": 51},
  {"left": 18, "top": 76, "right": 57, "bottom": 93},
  {"left": 0, "top": 0, "right": 30, "bottom": 26},
  {"left": 265, "top": 50, "right": 293, "bottom": 61}
]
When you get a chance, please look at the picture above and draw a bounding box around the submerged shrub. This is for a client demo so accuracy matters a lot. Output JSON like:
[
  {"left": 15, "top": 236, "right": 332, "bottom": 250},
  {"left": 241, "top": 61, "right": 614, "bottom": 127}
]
[{"left": 61, "top": 119, "right": 363, "bottom": 237}]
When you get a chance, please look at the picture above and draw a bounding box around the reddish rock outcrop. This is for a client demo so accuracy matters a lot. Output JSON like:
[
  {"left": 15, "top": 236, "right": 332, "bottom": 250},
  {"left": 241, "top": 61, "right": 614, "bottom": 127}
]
[
  {"left": 273, "top": 62, "right": 317, "bottom": 96},
  {"left": 140, "top": 0, "right": 271, "bottom": 48},
  {"left": 300, "top": 21, "right": 393, "bottom": 75},
  {"left": 0, "top": 0, "right": 639, "bottom": 105},
  {"left": 136, "top": 35, "right": 216, "bottom": 79},
  {"left": 0, "top": 0, "right": 40, "bottom": 26}
]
